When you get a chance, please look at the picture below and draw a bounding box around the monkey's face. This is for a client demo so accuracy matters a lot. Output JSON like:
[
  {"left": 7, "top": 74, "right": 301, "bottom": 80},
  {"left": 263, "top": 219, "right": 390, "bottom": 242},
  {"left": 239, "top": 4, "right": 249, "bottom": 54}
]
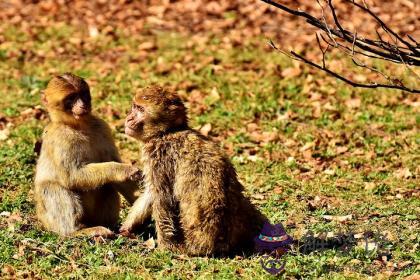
[
  {"left": 59, "top": 90, "right": 92, "bottom": 119},
  {"left": 125, "top": 102, "right": 148, "bottom": 139},
  {"left": 43, "top": 73, "right": 92, "bottom": 120},
  {"left": 125, "top": 86, "right": 188, "bottom": 141}
]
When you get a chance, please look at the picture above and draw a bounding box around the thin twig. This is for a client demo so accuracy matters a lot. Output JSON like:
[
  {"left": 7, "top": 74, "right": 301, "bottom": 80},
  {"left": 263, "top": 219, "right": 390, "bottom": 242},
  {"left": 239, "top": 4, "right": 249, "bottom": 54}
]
[
  {"left": 317, "top": 0, "right": 337, "bottom": 46},
  {"left": 345, "top": 0, "right": 420, "bottom": 54},
  {"left": 260, "top": 0, "right": 420, "bottom": 66},
  {"left": 319, "top": 33, "right": 402, "bottom": 63},
  {"left": 261, "top": 0, "right": 420, "bottom": 93},
  {"left": 289, "top": 50, "right": 420, "bottom": 93}
]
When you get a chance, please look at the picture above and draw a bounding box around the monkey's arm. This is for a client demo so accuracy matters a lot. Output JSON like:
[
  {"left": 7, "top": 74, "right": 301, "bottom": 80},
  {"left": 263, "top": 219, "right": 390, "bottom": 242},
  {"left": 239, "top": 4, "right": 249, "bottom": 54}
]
[
  {"left": 64, "top": 162, "right": 137, "bottom": 191},
  {"left": 120, "top": 186, "right": 153, "bottom": 232},
  {"left": 106, "top": 145, "right": 143, "bottom": 205},
  {"left": 152, "top": 195, "right": 182, "bottom": 246}
]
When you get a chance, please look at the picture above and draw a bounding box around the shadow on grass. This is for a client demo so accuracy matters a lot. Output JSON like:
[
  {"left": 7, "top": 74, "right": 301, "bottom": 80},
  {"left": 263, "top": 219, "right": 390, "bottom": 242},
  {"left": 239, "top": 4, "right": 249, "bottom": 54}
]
[{"left": 295, "top": 230, "right": 392, "bottom": 259}]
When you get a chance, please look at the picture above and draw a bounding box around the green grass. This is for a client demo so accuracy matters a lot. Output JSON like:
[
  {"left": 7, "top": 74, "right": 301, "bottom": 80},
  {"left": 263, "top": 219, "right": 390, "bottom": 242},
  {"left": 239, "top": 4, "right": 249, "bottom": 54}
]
[{"left": 0, "top": 23, "right": 419, "bottom": 279}]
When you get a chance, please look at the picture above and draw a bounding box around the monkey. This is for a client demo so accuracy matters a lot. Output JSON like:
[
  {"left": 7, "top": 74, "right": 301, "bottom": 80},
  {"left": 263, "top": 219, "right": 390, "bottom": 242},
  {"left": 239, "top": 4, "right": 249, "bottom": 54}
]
[
  {"left": 120, "top": 86, "right": 268, "bottom": 256},
  {"left": 34, "top": 73, "right": 142, "bottom": 238}
]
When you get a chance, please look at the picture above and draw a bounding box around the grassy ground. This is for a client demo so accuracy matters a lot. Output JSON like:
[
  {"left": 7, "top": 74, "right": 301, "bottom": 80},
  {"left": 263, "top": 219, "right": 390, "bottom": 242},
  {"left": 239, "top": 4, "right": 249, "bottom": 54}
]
[{"left": 0, "top": 22, "right": 419, "bottom": 279}]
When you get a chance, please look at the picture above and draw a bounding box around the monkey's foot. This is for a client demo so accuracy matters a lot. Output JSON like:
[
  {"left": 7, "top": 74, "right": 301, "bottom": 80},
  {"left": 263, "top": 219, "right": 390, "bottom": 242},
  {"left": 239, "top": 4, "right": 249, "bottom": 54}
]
[{"left": 73, "top": 226, "right": 116, "bottom": 239}]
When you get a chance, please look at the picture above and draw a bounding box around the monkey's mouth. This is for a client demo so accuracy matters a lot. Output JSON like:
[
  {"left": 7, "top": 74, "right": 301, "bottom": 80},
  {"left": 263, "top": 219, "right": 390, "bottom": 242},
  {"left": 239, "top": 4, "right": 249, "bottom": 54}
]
[
  {"left": 125, "top": 120, "right": 143, "bottom": 137},
  {"left": 72, "top": 106, "right": 90, "bottom": 119},
  {"left": 125, "top": 125, "right": 142, "bottom": 137},
  {"left": 72, "top": 111, "right": 89, "bottom": 119}
]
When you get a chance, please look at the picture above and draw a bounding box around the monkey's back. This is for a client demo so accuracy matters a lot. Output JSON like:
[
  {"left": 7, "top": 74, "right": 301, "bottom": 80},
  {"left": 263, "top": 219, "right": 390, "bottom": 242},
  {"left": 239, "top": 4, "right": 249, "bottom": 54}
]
[{"left": 143, "top": 129, "right": 266, "bottom": 255}]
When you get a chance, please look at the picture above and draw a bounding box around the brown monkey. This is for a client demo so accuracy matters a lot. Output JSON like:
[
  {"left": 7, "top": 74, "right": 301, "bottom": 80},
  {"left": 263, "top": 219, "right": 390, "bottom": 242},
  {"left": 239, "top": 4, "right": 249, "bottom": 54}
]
[
  {"left": 34, "top": 73, "right": 141, "bottom": 237},
  {"left": 120, "top": 86, "right": 267, "bottom": 256}
]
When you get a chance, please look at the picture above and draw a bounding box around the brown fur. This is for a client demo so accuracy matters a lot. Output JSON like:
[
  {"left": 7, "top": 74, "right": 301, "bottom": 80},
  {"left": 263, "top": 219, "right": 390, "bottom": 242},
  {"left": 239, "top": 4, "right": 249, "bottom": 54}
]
[
  {"left": 121, "top": 86, "right": 267, "bottom": 256},
  {"left": 34, "top": 73, "right": 141, "bottom": 237}
]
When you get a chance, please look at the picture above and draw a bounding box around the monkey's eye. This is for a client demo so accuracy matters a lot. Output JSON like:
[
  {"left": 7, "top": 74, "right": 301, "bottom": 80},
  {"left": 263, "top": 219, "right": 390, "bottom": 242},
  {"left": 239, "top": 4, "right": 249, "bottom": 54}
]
[
  {"left": 132, "top": 104, "right": 145, "bottom": 112},
  {"left": 80, "top": 93, "right": 91, "bottom": 105},
  {"left": 64, "top": 93, "right": 78, "bottom": 109},
  {"left": 171, "top": 98, "right": 182, "bottom": 105}
]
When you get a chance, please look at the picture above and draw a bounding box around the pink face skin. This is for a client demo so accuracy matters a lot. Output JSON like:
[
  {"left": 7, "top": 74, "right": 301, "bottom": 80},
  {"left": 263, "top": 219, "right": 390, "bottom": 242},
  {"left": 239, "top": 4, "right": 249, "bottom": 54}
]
[
  {"left": 71, "top": 98, "right": 91, "bottom": 119},
  {"left": 125, "top": 104, "right": 146, "bottom": 138},
  {"left": 42, "top": 90, "right": 91, "bottom": 120}
]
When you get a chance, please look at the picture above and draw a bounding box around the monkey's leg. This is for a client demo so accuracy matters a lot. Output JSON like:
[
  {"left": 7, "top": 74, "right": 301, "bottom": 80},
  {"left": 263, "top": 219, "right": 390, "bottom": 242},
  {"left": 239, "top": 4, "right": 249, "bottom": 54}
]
[
  {"left": 176, "top": 179, "right": 228, "bottom": 256},
  {"left": 35, "top": 184, "right": 83, "bottom": 236},
  {"left": 80, "top": 187, "right": 121, "bottom": 230},
  {"left": 120, "top": 188, "right": 153, "bottom": 232},
  {"left": 67, "top": 162, "right": 136, "bottom": 190},
  {"left": 72, "top": 226, "right": 115, "bottom": 238},
  {"left": 180, "top": 204, "right": 225, "bottom": 256}
]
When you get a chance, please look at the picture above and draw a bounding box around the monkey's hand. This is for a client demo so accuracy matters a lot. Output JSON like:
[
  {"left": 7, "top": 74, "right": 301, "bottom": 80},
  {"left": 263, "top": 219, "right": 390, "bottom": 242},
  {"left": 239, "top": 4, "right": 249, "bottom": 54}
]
[
  {"left": 119, "top": 229, "right": 136, "bottom": 239},
  {"left": 114, "top": 164, "right": 142, "bottom": 182},
  {"left": 127, "top": 166, "right": 143, "bottom": 182},
  {"left": 119, "top": 223, "right": 134, "bottom": 234}
]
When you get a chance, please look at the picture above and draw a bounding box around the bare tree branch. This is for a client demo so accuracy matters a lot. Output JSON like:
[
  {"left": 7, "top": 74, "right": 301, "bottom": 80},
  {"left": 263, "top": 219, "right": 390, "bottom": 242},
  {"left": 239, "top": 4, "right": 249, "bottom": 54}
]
[
  {"left": 270, "top": 40, "right": 420, "bottom": 93},
  {"left": 261, "top": 0, "right": 420, "bottom": 93}
]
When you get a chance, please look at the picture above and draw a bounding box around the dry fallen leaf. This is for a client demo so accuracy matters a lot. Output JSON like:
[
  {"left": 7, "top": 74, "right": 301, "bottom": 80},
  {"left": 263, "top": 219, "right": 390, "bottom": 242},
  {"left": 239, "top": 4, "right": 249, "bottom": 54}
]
[
  {"left": 252, "top": 194, "right": 265, "bottom": 200},
  {"left": 364, "top": 182, "right": 376, "bottom": 191},
  {"left": 302, "top": 150, "right": 312, "bottom": 160},
  {"left": 144, "top": 237, "right": 156, "bottom": 250},
  {"left": 106, "top": 250, "right": 115, "bottom": 260},
  {"left": 0, "top": 128, "right": 10, "bottom": 141},
  {"left": 88, "top": 25, "right": 99, "bottom": 38},
  {"left": 345, "top": 98, "right": 361, "bottom": 109},
  {"left": 246, "top": 123, "right": 259, "bottom": 132},
  {"left": 354, "top": 74, "right": 367, "bottom": 82},
  {"left": 138, "top": 41, "right": 156, "bottom": 51},
  {"left": 322, "top": 214, "right": 353, "bottom": 222},
  {"left": 323, "top": 169, "right": 335, "bottom": 176},
  {"left": 199, "top": 123, "right": 212, "bottom": 136},
  {"left": 281, "top": 66, "right": 302, "bottom": 78},
  {"left": 403, "top": 274, "right": 420, "bottom": 280},
  {"left": 394, "top": 168, "right": 413, "bottom": 179},
  {"left": 0, "top": 211, "right": 11, "bottom": 217},
  {"left": 1, "top": 264, "right": 15, "bottom": 276},
  {"left": 273, "top": 187, "right": 283, "bottom": 194},
  {"left": 300, "top": 142, "right": 314, "bottom": 152},
  {"left": 6, "top": 212, "right": 22, "bottom": 224},
  {"left": 205, "top": 87, "right": 220, "bottom": 106},
  {"left": 398, "top": 261, "right": 413, "bottom": 268},
  {"left": 336, "top": 146, "right": 348, "bottom": 154}
]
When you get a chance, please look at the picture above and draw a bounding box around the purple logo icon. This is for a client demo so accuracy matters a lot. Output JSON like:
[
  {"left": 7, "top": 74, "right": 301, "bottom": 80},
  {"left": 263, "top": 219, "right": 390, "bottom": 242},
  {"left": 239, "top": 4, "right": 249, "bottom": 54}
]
[{"left": 254, "top": 222, "right": 293, "bottom": 275}]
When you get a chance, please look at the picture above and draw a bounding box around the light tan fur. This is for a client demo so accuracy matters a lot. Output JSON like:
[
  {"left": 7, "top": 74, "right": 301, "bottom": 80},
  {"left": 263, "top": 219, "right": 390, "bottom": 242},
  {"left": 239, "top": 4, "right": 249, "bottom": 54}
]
[{"left": 34, "top": 73, "right": 141, "bottom": 237}]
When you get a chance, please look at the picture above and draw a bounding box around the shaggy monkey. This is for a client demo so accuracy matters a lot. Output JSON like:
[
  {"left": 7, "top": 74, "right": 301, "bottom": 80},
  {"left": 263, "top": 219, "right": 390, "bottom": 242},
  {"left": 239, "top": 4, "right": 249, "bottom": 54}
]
[
  {"left": 35, "top": 73, "right": 141, "bottom": 237},
  {"left": 121, "top": 86, "right": 267, "bottom": 255}
]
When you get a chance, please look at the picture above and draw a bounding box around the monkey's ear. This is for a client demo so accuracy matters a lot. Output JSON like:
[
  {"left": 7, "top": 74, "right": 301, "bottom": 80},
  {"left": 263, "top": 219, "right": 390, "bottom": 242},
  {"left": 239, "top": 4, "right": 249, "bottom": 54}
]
[{"left": 41, "top": 91, "right": 48, "bottom": 105}]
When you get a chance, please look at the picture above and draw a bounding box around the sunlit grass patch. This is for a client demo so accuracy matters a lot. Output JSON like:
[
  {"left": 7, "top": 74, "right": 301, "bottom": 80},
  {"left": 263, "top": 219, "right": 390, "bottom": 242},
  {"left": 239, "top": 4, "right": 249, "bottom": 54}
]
[{"left": 0, "top": 22, "right": 418, "bottom": 279}]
